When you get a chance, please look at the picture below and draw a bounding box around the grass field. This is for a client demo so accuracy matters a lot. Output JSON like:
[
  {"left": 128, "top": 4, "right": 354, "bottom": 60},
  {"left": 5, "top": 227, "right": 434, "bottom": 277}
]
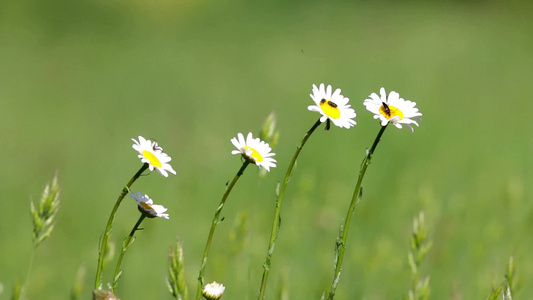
[{"left": 1, "top": 1, "right": 532, "bottom": 299}]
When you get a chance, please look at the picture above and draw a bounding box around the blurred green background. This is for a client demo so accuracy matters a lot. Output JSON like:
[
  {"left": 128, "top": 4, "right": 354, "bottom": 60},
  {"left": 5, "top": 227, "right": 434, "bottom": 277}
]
[{"left": 1, "top": 0, "right": 532, "bottom": 299}]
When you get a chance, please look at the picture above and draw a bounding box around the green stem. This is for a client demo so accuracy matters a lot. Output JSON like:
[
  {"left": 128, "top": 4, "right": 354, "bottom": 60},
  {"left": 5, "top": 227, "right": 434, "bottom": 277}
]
[
  {"left": 258, "top": 118, "right": 322, "bottom": 300},
  {"left": 94, "top": 163, "right": 149, "bottom": 289},
  {"left": 112, "top": 214, "right": 146, "bottom": 292},
  {"left": 195, "top": 161, "right": 251, "bottom": 300},
  {"left": 327, "top": 124, "right": 388, "bottom": 300}
]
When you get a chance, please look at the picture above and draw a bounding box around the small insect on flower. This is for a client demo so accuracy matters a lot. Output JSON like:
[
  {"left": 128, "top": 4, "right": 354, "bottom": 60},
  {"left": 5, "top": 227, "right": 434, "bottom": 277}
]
[
  {"left": 363, "top": 87, "right": 422, "bottom": 132},
  {"left": 151, "top": 139, "right": 163, "bottom": 152},
  {"left": 381, "top": 102, "right": 391, "bottom": 117},
  {"left": 132, "top": 136, "right": 176, "bottom": 177},
  {"left": 321, "top": 98, "right": 338, "bottom": 108},
  {"left": 308, "top": 83, "right": 356, "bottom": 129}
]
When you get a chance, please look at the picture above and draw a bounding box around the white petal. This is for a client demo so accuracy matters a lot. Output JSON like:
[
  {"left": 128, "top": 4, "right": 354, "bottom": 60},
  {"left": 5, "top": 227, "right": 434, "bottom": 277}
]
[{"left": 379, "top": 87, "right": 387, "bottom": 101}]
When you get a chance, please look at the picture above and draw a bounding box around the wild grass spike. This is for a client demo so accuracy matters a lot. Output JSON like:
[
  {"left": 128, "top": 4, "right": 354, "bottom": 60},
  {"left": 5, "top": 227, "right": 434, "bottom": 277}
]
[
  {"left": 17, "top": 172, "right": 62, "bottom": 300},
  {"left": 487, "top": 256, "right": 519, "bottom": 300},
  {"left": 30, "top": 171, "right": 61, "bottom": 248},
  {"left": 168, "top": 237, "right": 188, "bottom": 300},
  {"left": 407, "top": 211, "right": 432, "bottom": 300}
]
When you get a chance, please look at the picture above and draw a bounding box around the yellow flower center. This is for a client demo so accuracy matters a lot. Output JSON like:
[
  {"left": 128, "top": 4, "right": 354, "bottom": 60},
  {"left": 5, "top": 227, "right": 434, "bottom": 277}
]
[
  {"left": 140, "top": 201, "right": 153, "bottom": 211},
  {"left": 379, "top": 103, "right": 404, "bottom": 120},
  {"left": 142, "top": 150, "right": 162, "bottom": 168},
  {"left": 319, "top": 99, "right": 341, "bottom": 119},
  {"left": 244, "top": 146, "right": 263, "bottom": 162}
]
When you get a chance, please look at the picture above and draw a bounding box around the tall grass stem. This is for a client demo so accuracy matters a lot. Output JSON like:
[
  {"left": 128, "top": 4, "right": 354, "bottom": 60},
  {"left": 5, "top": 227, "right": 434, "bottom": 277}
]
[
  {"left": 21, "top": 172, "right": 61, "bottom": 300},
  {"left": 94, "top": 163, "right": 148, "bottom": 289},
  {"left": 112, "top": 214, "right": 146, "bottom": 292},
  {"left": 17, "top": 250, "right": 35, "bottom": 300},
  {"left": 168, "top": 237, "right": 188, "bottom": 300},
  {"left": 258, "top": 118, "right": 322, "bottom": 299},
  {"left": 326, "top": 124, "right": 388, "bottom": 299},
  {"left": 195, "top": 161, "right": 251, "bottom": 300}
]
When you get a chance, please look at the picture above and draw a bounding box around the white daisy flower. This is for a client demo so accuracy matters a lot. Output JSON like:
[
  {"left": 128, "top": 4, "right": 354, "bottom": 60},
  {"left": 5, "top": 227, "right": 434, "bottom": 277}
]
[
  {"left": 202, "top": 281, "right": 225, "bottom": 300},
  {"left": 231, "top": 132, "right": 276, "bottom": 172},
  {"left": 308, "top": 83, "right": 357, "bottom": 129},
  {"left": 131, "top": 191, "right": 169, "bottom": 219},
  {"left": 132, "top": 136, "right": 176, "bottom": 177},
  {"left": 363, "top": 87, "right": 422, "bottom": 132}
]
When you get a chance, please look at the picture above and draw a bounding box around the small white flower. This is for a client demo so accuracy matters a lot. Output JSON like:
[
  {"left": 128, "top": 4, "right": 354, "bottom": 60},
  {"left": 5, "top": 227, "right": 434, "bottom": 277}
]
[
  {"left": 308, "top": 83, "right": 357, "bottom": 129},
  {"left": 363, "top": 87, "right": 422, "bottom": 132},
  {"left": 131, "top": 191, "right": 169, "bottom": 219},
  {"left": 202, "top": 281, "right": 225, "bottom": 300},
  {"left": 231, "top": 132, "right": 276, "bottom": 172},
  {"left": 132, "top": 136, "right": 176, "bottom": 177}
]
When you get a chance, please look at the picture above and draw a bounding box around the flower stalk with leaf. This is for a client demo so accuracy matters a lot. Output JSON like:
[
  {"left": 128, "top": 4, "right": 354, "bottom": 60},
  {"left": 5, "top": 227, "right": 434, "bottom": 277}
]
[
  {"left": 111, "top": 191, "right": 170, "bottom": 292},
  {"left": 94, "top": 136, "right": 176, "bottom": 290},
  {"left": 196, "top": 132, "right": 276, "bottom": 300},
  {"left": 258, "top": 83, "right": 357, "bottom": 299},
  {"left": 326, "top": 87, "right": 422, "bottom": 299}
]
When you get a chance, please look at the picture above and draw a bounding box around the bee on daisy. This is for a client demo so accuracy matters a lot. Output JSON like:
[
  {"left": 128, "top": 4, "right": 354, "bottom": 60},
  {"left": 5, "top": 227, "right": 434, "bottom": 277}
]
[
  {"left": 308, "top": 83, "right": 357, "bottom": 129},
  {"left": 363, "top": 87, "right": 422, "bottom": 132}
]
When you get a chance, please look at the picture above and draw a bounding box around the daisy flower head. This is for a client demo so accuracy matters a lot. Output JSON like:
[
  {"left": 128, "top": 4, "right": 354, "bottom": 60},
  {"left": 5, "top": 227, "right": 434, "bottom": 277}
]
[
  {"left": 131, "top": 191, "right": 169, "bottom": 219},
  {"left": 132, "top": 136, "right": 176, "bottom": 177},
  {"left": 363, "top": 87, "right": 422, "bottom": 132},
  {"left": 231, "top": 132, "right": 276, "bottom": 172},
  {"left": 202, "top": 281, "right": 225, "bottom": 300},
  {"left": 308, "top": 83, "right": 357, "bottom": 129}
]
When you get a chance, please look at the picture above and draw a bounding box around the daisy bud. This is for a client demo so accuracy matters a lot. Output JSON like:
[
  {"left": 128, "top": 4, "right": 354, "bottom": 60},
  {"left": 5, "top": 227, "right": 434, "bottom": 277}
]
[{"left": 202, "top": 281, "right": 225, "bottom": 300}]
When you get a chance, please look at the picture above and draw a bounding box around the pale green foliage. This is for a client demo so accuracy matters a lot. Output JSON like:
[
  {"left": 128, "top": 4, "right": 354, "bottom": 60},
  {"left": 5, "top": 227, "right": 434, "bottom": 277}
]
[
  {"left": 103, "top": 240, "right": 116, "bottom": 271},
  {"left": 503, "top": 283, "right": 512, "bottom": 300},
  {"left": 407, "top": 211, "right": 432, "bottom": 300},
  {"left": 259, "top": 111, "right": 280, "bottom": 178},
  {"left": 11, "top": 280, "right": 21, "bottom": 300},
  {"left": 70, "top": 265, "right": 86, "bottom": 300},
  {"left": 486, "top": 286, "right": 502, "bottom": 300},
  {"left": 168, "top": 238, "right": 188, "bottom": 300},
  {"left": 276, "top": 271, "right": 289, "bottom": 300},
  {"left": 30, "top": 172, "right": 61, "bottom": 248},
  {"left": 229, "top": 211, "right": 250, "bottom": 255},
  {"left": 260, "top": 111, "right": 280, "bottom": 149},
  {"left": 487, "top": 256, "right": 519, "bottom": 300}
]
